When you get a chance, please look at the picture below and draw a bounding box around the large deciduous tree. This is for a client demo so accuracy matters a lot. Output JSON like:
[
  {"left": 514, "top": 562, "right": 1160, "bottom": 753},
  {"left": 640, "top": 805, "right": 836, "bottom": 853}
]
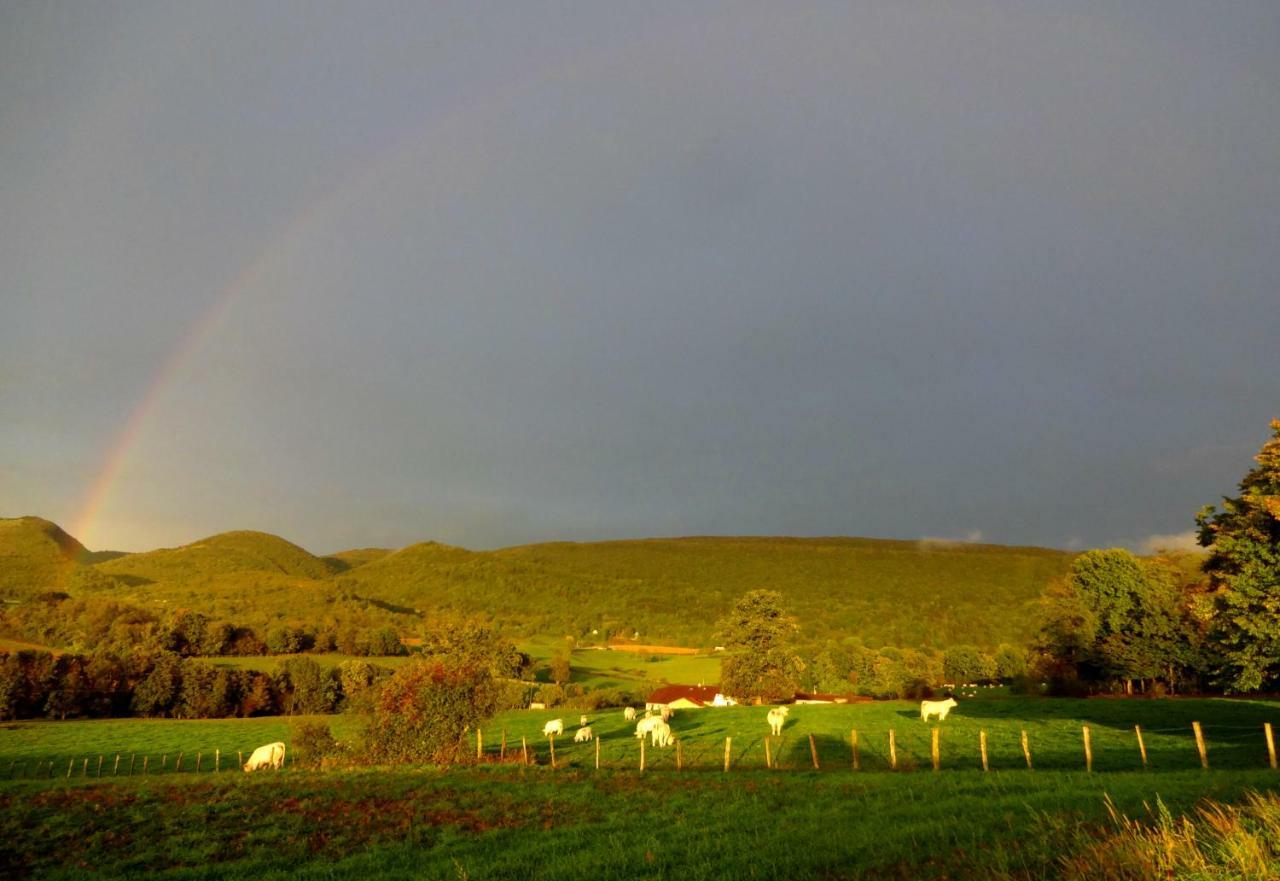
[
  {"left": 717, "top": 590, "right": 803, "bottom": 703},
  {"left": 1038, "top": 549, "right": 1195, "bottom": 692},
  {"left": 1197, "top": 418, "right": 1280, "bottom": 691}
]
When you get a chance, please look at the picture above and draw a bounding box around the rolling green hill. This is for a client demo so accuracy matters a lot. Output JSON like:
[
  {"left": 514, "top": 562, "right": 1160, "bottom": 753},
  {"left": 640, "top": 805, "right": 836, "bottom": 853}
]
[
  {"left": 1, "top": 518, "right": 1077, "bottom": 649},
  {"left": 0, "top": 516, "right": 111, "bottom": 599},
  {"left": 96, "top": 530, "right": 334, "bottom": 585},
  {"left": 336, "top": 535, "right": 1074, "bottom": 648}
]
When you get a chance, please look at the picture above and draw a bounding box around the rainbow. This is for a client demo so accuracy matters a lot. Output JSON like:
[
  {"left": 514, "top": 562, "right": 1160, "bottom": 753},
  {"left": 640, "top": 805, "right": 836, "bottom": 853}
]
[{"left": 69, "top": 22, "right": 690, "bottom": 551}]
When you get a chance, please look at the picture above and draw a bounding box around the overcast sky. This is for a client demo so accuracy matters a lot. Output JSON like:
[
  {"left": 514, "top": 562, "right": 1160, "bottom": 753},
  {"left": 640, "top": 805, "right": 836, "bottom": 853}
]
[{"left": 2, "top": 2, "right": 1278, "bottom": 554}]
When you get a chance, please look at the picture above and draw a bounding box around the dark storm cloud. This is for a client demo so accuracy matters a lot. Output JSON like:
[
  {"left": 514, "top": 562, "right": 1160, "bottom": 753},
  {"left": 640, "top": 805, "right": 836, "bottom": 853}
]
[{"left": 2, "top": 2, "right": 1277, "bottom": 552}]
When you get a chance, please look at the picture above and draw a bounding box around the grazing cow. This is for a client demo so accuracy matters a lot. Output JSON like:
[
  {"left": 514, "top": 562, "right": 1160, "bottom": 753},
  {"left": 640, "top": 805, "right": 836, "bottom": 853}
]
[
  {"left": 243, "top": 741, "right": 286, "bottom": 772},
  {"left": 635, "top": 715, "right": 662, "bottom": 739},
  {"left": 920, "top": 698, "right": 958, "bottom": 721},
  {"left": 579, "top": 715, "right": 590, "bottom": 727},
  {"left": 574, "top": 726, "right": 594, "bottom": 743},
  {"left": 623, "top": 706, "right": 637, "bottom": 721},
  {"left": 650, "top": 720, "right": 674, "bottom": 748},
  {"left": 767, "top": 706, "right": 789, "bottom": 736},
  {"left": 543, "top": 719, "right": 565, "bottom": 738}
]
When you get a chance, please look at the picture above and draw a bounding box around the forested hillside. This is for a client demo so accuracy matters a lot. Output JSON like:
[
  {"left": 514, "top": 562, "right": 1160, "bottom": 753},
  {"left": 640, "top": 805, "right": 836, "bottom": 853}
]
[{"left": 0, "top": 518, "right": 1075, "bottom": 650}]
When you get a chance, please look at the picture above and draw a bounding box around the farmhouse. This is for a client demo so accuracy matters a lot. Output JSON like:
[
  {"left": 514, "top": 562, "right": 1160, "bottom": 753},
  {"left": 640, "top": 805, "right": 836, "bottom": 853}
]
[{"left": 646, "top": 684, "right": 737, "bottom": 710}]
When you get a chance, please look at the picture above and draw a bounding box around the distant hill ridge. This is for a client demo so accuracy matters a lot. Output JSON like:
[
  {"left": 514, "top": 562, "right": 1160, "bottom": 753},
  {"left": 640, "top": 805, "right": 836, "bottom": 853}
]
[{"left": 0, "top": 517, "right": 1076, "bottom": 648}]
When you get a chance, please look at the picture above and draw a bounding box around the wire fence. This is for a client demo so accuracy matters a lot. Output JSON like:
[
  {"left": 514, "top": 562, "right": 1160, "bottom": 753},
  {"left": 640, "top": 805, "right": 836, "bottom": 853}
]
[
  {"left": 466, "top": 719, "right": 1280, "bottom": 775},
  {"left": 7, "top": 720, "right": 1279, "bottom": 780}
]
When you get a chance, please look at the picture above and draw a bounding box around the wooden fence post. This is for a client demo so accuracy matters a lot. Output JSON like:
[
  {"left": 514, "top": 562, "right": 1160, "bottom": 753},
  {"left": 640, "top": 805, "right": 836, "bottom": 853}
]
[
  {"left": 809, "top": 734, "right": 820, "bottom": 770},
  {"left": 66, "top": 758, "right": 74, "bottom": 779},
  {"left": 596, "top": 736, "right": 602, "bottom": 770},
  {"left": 96, "top": 756, "right": 103, "bottom": 778},
  {"left": 521, "top": 736, "right": 528, "bottom": 766},
  {"left": 979, "top": 730, "right": 989, "bottom": 772},
  {"left": 549, "top": 735, "right": 557, "bottom": 770},
  {"left": 128, "top": 754, "right": 136, "bottom": 776},
  {"left": 1021, "top": 730, "right": 1032, "bottom": 770},
  {"left": 764, "top": 737, "right": 772, "bottom": 770},
  {"left": 675, "top": 739, "right": 682, "bottom": 771},
  {"left": 142, "top": 756, "right": 149, "bottom": 775},
  {"left": 889, "top": 730, "right": 898, "bottom": 771},
  {"left": 195, "top": 753, "right": 201, "bottom": 773},
  {"left": 1193, "top": 721, "right": 1208, "bottom": 769},
  {"left": 1265, "top": 723, "right": 1277, "bottom": 770},
  {"left": 476, "top": 729, "right": 483, "bottom": 761},
  {"left": 113, "top": 753, "right": 121, "bottom": 776},
  {"left": 215, "top": 749, "right": 220, "bottom": 773},
  {"left": 162, "top": 754, "right": 168, "bottom": 772},
  {"left": 851, "top": 729, "right": 859, "bottom": 771},
  {"left": 723, "top": 737, "right": 732, "bottom": 773},
  {"left": 639, "top": 736, "right": 645, "bottom": 772},
  {"left": 237, "top": 751, "right": 242, "bottom": 771},
  {"left": 931, "top": 728, "right": 940, "bottom": 772},
  {"left": 81, "top": 758, "right": 88, "bottom": 777},
  {"left": 1082, "top": 726, "right": 1093, "bottom": 773},
  {"left": 1135, "top": 725, "right": 1148, "bottom": 769},
  {"left": 501, "top": 730, "right": 507, "bottom": 761},
  {"left": 175, "top": 752, "right": 183, "bottom": 773}
]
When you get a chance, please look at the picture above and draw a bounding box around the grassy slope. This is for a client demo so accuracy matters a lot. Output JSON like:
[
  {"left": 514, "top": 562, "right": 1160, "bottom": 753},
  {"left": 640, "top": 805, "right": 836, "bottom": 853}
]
[
  {"left": 4, "top": 520, "right": 1075, "bottom": 648},
  {"left": 0, "top": 516, "right": 91, "bottom": 598},
  {"left": 339, "top": 536, "right": 1074, "bottom": 647},
  {"left": 96, "top": 530, "right": 334, "bottom": 584},
  {"left": 3, "top": 699, "right": 1280, "bottom": 880}
]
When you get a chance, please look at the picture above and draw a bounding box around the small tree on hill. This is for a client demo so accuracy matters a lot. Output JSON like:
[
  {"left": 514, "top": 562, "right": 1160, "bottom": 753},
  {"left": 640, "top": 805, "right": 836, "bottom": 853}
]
[
  {"left": 1197, "top": 418, "right": 1280, "bottom": 691},
  {"left": 717, "top": 590, "right": 803, "bottom": 703}
]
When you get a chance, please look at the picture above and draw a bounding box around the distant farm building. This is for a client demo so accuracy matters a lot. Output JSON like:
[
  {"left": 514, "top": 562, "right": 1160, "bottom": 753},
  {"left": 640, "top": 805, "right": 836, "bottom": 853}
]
[{"left": 646, "top": 684, "right": 737, "bottom": 710}]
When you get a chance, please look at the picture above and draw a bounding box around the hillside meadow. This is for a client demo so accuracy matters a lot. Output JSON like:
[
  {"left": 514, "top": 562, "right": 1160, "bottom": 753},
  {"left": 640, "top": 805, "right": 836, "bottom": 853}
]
[
  {"left": 2, "top": 516, "right": 1079, "bottom": 649},
  {"left": 3, "top": 697, "right": 1280, "bottom": 880}
]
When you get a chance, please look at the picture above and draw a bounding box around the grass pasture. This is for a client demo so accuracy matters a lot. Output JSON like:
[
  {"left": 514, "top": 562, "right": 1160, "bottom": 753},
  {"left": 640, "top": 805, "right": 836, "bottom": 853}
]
[{"left": 4, "top": 697, "right": 1280, "bottom": 880}]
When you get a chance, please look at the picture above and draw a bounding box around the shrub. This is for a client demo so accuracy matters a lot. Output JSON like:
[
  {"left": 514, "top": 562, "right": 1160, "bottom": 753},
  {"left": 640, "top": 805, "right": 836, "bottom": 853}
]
[
  {"left": 290, "top": 720, "right": 341, "bottom": 768},
  {"left": 364, "top": 659, "right": 496, "bottom": 765}
]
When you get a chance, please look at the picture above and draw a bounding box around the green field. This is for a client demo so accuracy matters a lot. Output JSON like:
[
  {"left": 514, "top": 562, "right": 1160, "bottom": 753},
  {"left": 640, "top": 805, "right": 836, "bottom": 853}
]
[
  {"left": 5, "top": 696, "right": 1280, "bottom": 776},
  {"left": 4, "top": 697, "right": 1280, "bottom": 879}
]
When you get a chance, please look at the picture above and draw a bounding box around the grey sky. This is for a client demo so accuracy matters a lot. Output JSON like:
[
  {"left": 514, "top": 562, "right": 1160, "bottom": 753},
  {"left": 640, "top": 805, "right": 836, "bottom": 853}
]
[{"left": 2, "top": 2, "right": 1278, "bottom": 554}]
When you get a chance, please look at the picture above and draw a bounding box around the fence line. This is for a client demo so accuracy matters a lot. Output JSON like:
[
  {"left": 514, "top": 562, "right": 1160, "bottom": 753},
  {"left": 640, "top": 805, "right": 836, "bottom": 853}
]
[{"left": 5, "top": 721, "right": 1280, "bottom": 780}]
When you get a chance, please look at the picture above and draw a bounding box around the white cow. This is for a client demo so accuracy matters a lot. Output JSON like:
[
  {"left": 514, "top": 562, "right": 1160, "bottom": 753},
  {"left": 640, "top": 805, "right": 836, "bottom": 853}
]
[
  {"left": 579, "top": 715, "right": 590, "bottom": 727},
  {"left": 623, "top": 706, "right": 637, "bottom": 722},
  {"left": 543, "top": 718, "right": 565, "bottom": 738},
  {"left": 920, "top": 698, "right": 958, "bottom": 721},
  {"left": 650, "top": 720, "right": 674, "bottom": 748},
  {"left": 660, "top": 706, "right": 674, "bottom": 723},
  {"left": 767, "top": 706, "right": 789, "bottom": 736},
  {"left": 635, "top": 715, "right": 662, "bottom": 739},
  {"left": 243, "top": 741, "right": 286, "bottom": 772},
  {"left": 574, "top": 726, "right": 594, "bottom": 742}
]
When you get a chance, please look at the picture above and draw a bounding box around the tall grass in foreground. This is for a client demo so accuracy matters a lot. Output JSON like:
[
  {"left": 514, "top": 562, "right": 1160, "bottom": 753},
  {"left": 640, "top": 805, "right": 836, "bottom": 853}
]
[{"left": 1047, "top": 790, "right": 1280, "bottom": 880}]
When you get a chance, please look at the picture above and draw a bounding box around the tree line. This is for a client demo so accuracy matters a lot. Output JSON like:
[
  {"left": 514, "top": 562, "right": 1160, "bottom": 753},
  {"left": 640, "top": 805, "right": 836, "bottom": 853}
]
[{"left": 0, "top": 595, "right": 408, "bottom": 659}]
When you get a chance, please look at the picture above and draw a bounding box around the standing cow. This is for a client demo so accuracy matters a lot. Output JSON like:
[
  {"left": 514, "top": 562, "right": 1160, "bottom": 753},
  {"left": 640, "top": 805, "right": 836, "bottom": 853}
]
[
  {"left": 920, "top": 698, "right": 958, "bottom": 721},
  {"left": 243, "top": 741, "right": 286, "bottom": 772},
  {"left": 542, "top": 719, "right": 565, "bottom": 738},
  {"left": 623, "top": 706, "right": 637, "bottom": 722},
  {"left": 766, "top": 706, "right": 789, "bottom": 736}
]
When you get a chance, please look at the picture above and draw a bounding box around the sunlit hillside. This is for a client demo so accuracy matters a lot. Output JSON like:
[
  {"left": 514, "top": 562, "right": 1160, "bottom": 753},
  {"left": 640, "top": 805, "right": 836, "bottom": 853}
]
[
  {"left": 335, "top": 535, "right": 1075, "bottom": 647},
  {"left": 0, "top": 516, "right": 115, "bottom": 599},
  {"left": 2, "top": 519, "right": 1076, "bottom": 648}
]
